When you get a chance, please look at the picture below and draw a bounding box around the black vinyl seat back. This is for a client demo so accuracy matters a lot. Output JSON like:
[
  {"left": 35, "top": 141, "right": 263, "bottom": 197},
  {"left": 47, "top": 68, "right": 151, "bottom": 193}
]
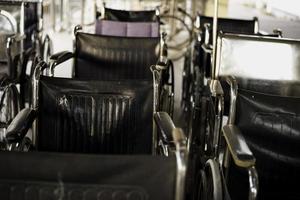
[
  {"left": 38, "top": 76, "right": 153, "bottom": 154},
  {"left": 104, "top": 7, "right": 158, "bottom": 22},
  {"left": 198, "top": 15, "right": 257, "bottom": 44},
  {"left": 228, "top": 86, "right": 300, "bottom": 200},
  {"left": 0, "top": 151, "right": 177, "bottom": 200},
  {"left": 74, "top": 32, "right": 159, "bottom": 80}
]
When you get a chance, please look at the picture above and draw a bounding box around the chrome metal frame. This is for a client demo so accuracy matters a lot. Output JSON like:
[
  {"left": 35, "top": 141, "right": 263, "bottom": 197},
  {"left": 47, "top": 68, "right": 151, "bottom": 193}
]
[
  {"left": 248, "top": 166, "right": 259, "bottom": 200},
  {"left": 225, "top": 76, "right": 237, "bottom": 125},
  {"left": 31, "top": 61, "right": 47, "bottom": 146},
  {"left": 224, "top": 76, "right": 259, "bottom": 200},
  {"left": 208, "top": 79, "right": 224, "bottom": 157},
  {"left": 211, "top": 0, "right": 219, "bottom": 80},
  {"left": 253, "top": 17, "right": 259, "bottom": 34},
  {"left": 151, "top": 64, "right": 160, "bottom": 154},
  {"left": 173, "top": 128, "right": 187, "bottom": 200}
]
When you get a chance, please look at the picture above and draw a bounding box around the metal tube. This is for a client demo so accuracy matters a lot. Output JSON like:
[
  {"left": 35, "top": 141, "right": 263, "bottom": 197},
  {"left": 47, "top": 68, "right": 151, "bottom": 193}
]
[
  {"left": 20, "top": 3, "right": 25, "bottom": 63},
  {"left": 211, "top": 0, "right": 219, "bottom": 79},
  {"left": 51, "top": 0, "right": 56, "bottom": 30},
  {"left": 248, "top": 166, "right": 259, "bottom": 200},
  {"left": 226, "top": 76, "right": 238, "bottom": 125},
  {"left": 81, "top": 0, "right": 86, "bottom": 26},
  {"left": 150, "top": 65, "right": 160, "bottom": 155},
  {"left": 213, "top": 95, "right": 223, "bottom": 157}
]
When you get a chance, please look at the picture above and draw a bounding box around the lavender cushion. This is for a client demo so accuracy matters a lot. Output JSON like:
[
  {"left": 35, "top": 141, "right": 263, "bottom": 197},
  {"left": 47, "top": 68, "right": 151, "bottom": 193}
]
[{"left": 96, "top": 20, "right": 159, "bottom": 38}]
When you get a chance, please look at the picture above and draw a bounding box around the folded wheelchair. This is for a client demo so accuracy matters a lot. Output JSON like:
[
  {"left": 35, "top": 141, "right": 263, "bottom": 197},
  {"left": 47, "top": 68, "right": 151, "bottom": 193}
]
[
  {"left": 193, "top": 32, "right": 300, "bottom": 200},
  {"left": 181, "top": 14, "right": 258, "bottom": 121}
]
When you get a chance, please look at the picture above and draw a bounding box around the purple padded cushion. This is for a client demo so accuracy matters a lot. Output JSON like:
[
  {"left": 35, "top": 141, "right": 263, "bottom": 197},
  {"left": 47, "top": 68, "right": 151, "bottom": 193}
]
[{"left": 96, "top": 20, "right": 159, "bottom": 37}]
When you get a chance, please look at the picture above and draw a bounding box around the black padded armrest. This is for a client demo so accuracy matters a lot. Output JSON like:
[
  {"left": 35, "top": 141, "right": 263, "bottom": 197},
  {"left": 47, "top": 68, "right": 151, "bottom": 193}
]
[
  {"left": 5, "top": 108, "right": 37, "bottom": 144},
  {"left": 154, "top": 112, "right": 175, "bottom": 143},
  {"left": 222, "top": 125, "right": 255, "bottom": 168},
  {"left": 50, "top": 51, "right": 74, "bottom": 66}
]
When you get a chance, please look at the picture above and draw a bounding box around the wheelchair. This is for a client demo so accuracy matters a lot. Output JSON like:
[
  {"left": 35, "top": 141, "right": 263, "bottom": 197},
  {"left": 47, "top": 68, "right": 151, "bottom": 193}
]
[
  {"left": 181, "top": 14, "right": 258, "bottom": 123},
  {"left": 0, "top": 25, "right": 188, "bottom": 199},
  {"left": 194, "top": 32, "right": 300, "bottom": 200},
  {"left": 1, "top": 73, "right": 187, "bottom": 198},
  {"left": 94, "top": 6, "right": 174, "bottom": 116}
]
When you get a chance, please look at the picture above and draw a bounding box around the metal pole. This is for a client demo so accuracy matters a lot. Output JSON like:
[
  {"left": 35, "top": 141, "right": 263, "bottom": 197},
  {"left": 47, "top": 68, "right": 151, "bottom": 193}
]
[
  {"left": 170, "top": 0, "right": 177, "bottom": 37},
  {"left": 211, "top": 0, "right": 219, "bottom": 80},
  {"left": 81, "top": 0, "right": 86, "bottom": 26}
]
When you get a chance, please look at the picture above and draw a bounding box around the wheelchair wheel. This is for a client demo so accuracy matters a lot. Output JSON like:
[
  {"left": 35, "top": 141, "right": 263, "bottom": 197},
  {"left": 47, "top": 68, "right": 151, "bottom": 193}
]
[
  {"left": 204, "top": 159, "right": 223, "bottom": 200},
  {"left": 194, "top": 169, "right": 207, "bottom": 200},
  {"left": 18, "top": 137, "right": 32, "bottom": 152}
]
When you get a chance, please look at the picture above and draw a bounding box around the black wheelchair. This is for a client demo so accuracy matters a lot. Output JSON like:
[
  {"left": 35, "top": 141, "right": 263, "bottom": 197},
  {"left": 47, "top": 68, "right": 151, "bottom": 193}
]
[
  {"left": 0, "top": 23, "right": 188, "bottom": 198},
  {"left": 49, "top": 22, "right": 173, "bottom": 116},
  {"left": 194, "top": 32, "right": 300, "bottom": 200},
  {"left": 94, "top": 6, "right": 174, "bottom": 116},
  {"left": 181, "top": 14, "right": 258, "bottom": 122}
]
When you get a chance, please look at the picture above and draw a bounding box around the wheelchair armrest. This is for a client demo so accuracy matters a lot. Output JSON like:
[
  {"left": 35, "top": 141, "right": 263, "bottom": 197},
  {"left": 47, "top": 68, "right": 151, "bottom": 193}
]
[
  {"left": 222, "top": 124, "right": 255, "bottom": 168},
  {"left": 50, "top": 51, "right": 74, "bottom": 66},
  {"left": 49, "top": 51, "right": 74, "bottom": 76},
  {"left": 154, "top": 112, "right": 175, "bottom": 143},
  {"left": 5, "top": 108, "right": 37, "bottom": 144},
  {"left": 50, "top": 51, "right": 74, "bottom": 65}
]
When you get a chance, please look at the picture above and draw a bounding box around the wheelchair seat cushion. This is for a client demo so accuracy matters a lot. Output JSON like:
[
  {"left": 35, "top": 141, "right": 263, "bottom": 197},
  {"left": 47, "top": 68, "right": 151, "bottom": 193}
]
[
  {"left": 230, "top": 88, "right": 300, "bottom": 199},
  {"left": 96, "top": 20, "right": 159, "bottom": 37},
  {"left": 104, "top": 7, "right": 158, "bottom": 22},
  {"left": 75, "top": 32, "right": 159, "bottom": 80},
  {"left": 38, "top": 77, "right": 153, "bottom": 154},
  {"left": 0, "top": 151, "right": 176, "bottom": 200}
]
